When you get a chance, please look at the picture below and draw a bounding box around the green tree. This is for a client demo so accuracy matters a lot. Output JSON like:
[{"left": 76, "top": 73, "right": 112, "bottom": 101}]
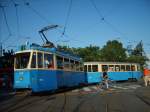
[
  {"left": 76, "top": 45, "right": 101, "bottom": 61},
  {"left": 127, "top": 41, "right": 149, "bottom": 69},
  {"left": 57, "top": 44, "right": 101, "bottom": 62},
  {"left": 100, "top": 40, "right": 127, "bottom": 62}
]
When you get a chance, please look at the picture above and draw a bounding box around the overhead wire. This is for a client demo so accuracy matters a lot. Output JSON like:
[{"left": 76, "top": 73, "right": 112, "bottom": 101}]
[
  {"left": 22, "top": 0, "right": 89, "bottom": 45},
  {"left": 23, "top": 0, "right": 50, "bottom": 24},
  {"left": 23, "top": 0, "right": 55, "bottom": 43},
  {"left": 57, "top": 0, "right": 85, "bottom": 46},
  {"left": 89, "top": 0, "right": 147, "bottom": 54},
  {"left": 0, "top": 5, "right": 12, "bottom": 43},
  {"left": 11, "top": 0, "right": 20, "bottom": 39},
  {"left": 89, "top": 0, "right": 127, "bottom": 39},
  {"left": 61, "top": 0, "right": 73, "bottom": 37},
  {"left": 23, "top": 0, "right": 85, "bottom": 44},
  {"left": 1, "top": 5, "right": 12, "bottom": 40}
]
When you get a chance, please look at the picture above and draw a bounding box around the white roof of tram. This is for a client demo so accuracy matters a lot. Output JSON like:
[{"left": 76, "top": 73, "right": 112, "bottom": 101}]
[{"left": 84, "top": 62, "right": 140, "bottom": 65}]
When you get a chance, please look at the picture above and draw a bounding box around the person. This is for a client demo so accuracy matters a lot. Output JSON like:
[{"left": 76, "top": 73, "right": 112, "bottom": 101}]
[
  {"left": 45, "top": 57, "right": 54, "bottom": 69},
  {"left": 143, "top": 67, "right": 150, "bottom": 87},
  {"left": 45, "top": 58, "right": 50, "bottom": 68},
  {"left": 102, "top": 70, "right": 109, "bottom": 89}
]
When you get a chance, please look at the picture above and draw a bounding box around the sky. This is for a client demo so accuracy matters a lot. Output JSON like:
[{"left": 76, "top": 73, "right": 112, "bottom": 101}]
[{"left": 0, "top": 0, "right": 150, "bottom": 55}]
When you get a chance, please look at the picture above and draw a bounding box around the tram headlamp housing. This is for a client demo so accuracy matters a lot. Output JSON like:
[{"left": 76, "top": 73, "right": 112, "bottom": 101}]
[{"left": 19, "top": 76, "right": 23, "bottom": 81}]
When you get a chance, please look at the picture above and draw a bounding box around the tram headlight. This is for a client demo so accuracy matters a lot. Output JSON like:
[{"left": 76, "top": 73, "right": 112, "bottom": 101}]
[{"left": 19, "top": 76, "right": 23, "bottom": 81}]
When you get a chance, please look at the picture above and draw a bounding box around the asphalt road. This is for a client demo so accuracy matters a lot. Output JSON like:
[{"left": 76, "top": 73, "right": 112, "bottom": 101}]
[{"left": 0, "top": 81, "right": 150, "bottom": 112}]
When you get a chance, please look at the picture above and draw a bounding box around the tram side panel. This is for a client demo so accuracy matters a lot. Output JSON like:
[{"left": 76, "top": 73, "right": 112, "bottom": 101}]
[
  {"left": 85, "top": 71, "right": 143, "bottom": 83},
  {"left": 57, "top": 70, "right": 86, "bottom": 88},
  {"left": 108, "top": 71, "right": 143, "bottom": 81},
  {"left": 86, "top": 72, "right": 102, "bottom": 84},
  {"left": 74, "top": 71, "right": 86, "bottom": 85},
  {"left": 31, "top": 70, "right": 58, "bottom": 92},
  {"left": 108, "top": 72, "right": 129, "bottom": 81},
  {"left": 131, "top": 71, "right": 143, "bottom": 80},
  {"left": 14, "top": 70, "right": 58, "bottom": 92},
  {"left": 14, "top": 70, "right": 32, "bottom": 89},
  {"left": 56, "top": 70, "right": 66, "bottom": 88}
]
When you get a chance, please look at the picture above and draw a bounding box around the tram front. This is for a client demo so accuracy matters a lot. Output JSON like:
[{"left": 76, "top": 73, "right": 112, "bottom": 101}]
[{"left": 14, "top": 51, "right": 32, "bottom": 89}]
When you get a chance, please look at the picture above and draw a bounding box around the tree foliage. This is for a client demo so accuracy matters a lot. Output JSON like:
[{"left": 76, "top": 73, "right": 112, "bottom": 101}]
[
  {"left": 100, "top": 40, "right": 126, "bottom": 62},
  {"left": 75, "top": 45, "right": 101, "bottom": 62},
  {"left": 57, "top": 40, "right": 148, "bottom": 68},
  {"left": 127, "top": 41, "right": 149, "bottom": 68}
]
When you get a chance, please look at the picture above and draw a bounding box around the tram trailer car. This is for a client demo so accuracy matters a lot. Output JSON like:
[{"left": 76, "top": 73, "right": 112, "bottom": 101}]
[
  {"left": 14, "top": 44, "right": 86, "bottom": 92},
  {"left": 84, "top": 62, "right": 143, "bottom": 84}
]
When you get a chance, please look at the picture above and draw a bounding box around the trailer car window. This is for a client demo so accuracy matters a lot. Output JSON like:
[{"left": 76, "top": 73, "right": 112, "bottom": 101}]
[
  {"left": 92, "top": 65, "right": 98, "bottom": 72},
  {"left": 131, "top": 65, "right": 136, "bottom": 71},
  {"left": 84, "top": 65, "right": 87, "bottom": 72},
  {"left": 88, "top": 65, "right": 92, "bottom": 72},
  {"left": 108, "top": 65, "right": 114, "bottom": 71},
  {"left": 102, "top": 65, "right": 108, "bottom": 72},
  {"left": 115, "top": 65, "right": 120, "bottom": 71},
  {"left": 121, "top": 65, "right": 125, "bottom": 71},
  {"left": 126, "top": 65, "right": 131, "bottom": 71}
]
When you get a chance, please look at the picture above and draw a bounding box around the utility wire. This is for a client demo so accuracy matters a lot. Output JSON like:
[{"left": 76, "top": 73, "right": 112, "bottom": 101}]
[
  {"left": 22, "top": 0, "right": 87, "bottom": 45},
  {"left": 11, "top": 0, "right": 20, "bottom": 39},
  {"left": 89, "top": 0, "right": 126, "bottom": 39},
  {"left": 56, "top": 29, "right": 89, "bottom": 45},
  {"left": 1, "top": 5, "right": 12, "bottom": 44},
  {"left": 23, "top": 1, "right": 50, "bottom": 24},
  {"left": 61, "top": 0, "right": 73, "bottom": 37},
  {"left": 1, "top": 6, "right": 12, "bottom": 36}
]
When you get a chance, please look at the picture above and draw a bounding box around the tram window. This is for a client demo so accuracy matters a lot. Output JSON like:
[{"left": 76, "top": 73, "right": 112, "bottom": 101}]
[
  {"left": 131, "top": 65, "right": 135, "bottom": 71},
  {"left": 126, "top": 65, "right": 131, "bottom": 71},
  {"left": 37, "top": 53, "right": 43, "bottom": 68},
  {"left": 70, "top": 60, "right": 75, "bottom": 71},
  {"left": 64, "top": 58, "right": 70, "bottom": 71},
  {"left": 102, "top": 65, "right": 108, "bottom": 72},
  {"left": 56, "top": 56, "right": 63, "bottom": 69},
  {"left": 92, "top": 65, "right": 98, "bottom": 72},
  {"left": 108, "top": 65, "right": 114, "bottom": 71},
  {"left": 15, "top": 52, "right": 30, "bottom": 69},
  {"left": 31, "top": 52, "right": 36, "bottom": 68},
  {"left": 137, "top": 65, "right": 140, "bottom": 71},
  {"left": 75, "top": 61, "right": 80, "bottom": 71},
  {"left": 88, "top": 65, "right": 92, "bottom": 72},
  {"left": 44, "top": 53, "right": 53, "bottom": 69},
  {"left": 121, "top": 65, "right": 125, "bottom": 71},
  {"left": 84, "top": 65, "right": 87, "bottom": 72},
  {"left": 80, "top": 63, "right": 83, "bottom": 71},
  {"left": 115, "top": 65, "right": 120, "bottom": 71}
]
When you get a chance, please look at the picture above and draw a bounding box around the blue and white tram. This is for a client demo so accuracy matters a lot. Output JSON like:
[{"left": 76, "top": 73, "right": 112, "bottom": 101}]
[
  {"left": 84, "top": 62, "right": 143, "bottom": 83},
  {"left": 14, "top": 44, "right": 85, "bottom": 92}
]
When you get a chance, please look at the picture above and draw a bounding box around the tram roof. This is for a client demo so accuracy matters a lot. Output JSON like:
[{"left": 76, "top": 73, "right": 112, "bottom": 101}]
[
  {"left": 84, "top": 62, "right": 140, "bottom": 65},
  {"left": 16, "top": 44, "right": 82, "bottom": 61}
]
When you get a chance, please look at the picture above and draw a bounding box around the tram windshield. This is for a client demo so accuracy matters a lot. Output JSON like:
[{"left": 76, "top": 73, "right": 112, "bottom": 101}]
[{"left": 15, "top": 52, "right": 30, "bottom": 69}]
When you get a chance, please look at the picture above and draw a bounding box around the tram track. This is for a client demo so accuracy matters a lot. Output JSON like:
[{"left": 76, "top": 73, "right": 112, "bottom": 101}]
[
  {"left": 43, "top": 98, "right": 58, "bottom": 112},
  {"left": 4, "top": 96, "right": 45, "bottom": 112},
  {"left": 135, "top": 94, "right": 150, "bottom": 106},
  {"left": 0, "top": 94, "right": 30, "bottom": 112},
  {"left": 60, "top": 93, "right": 67, "bottom": 112},
  {"left": 73, "top": 90, "right": 100, "bottom": 112}
]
